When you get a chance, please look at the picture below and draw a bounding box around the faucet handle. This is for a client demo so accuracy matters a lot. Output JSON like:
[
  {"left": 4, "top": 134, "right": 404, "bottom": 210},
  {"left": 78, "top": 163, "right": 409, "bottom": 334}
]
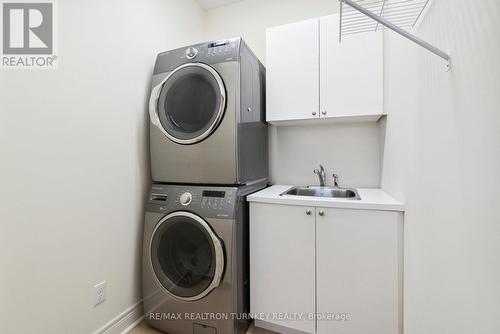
[
  {"left": 314, "top": 165, "right": 325, "bottom": 175},
  {"left": 314, "top": 167, "right": 324, "bottom": 174},
  {"left": 332, "top": 173, "right": 339, "bottom": 187}
]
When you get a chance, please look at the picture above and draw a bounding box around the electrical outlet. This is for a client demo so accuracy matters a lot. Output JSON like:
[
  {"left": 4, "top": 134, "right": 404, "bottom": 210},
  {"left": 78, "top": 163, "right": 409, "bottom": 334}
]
[{"left": 93, "top": 281, "right": 106, "bottom": 307}]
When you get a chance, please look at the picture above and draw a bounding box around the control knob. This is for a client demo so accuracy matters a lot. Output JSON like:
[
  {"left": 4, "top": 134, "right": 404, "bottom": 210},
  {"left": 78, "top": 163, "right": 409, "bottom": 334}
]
[
  {"left": 179, "top": 192, "right": 192, "bottom": 206},
  {"left": 185, "top": 47, "right": 198, "bottom": 59}
]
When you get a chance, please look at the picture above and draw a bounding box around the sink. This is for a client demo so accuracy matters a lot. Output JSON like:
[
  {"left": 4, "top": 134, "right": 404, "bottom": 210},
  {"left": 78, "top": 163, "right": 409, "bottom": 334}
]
[{"left": 280, "top": 186, "right": 361, "bottom": 200}]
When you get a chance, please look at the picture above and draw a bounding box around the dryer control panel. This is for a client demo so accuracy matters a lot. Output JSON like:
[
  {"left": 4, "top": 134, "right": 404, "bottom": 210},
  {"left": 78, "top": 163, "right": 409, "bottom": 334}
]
[
  {"left": 206, "top": 39, "right": 239, "bottom": 61},
  {"left": 154, "top": 38, "right": 241, "bottom": 74}
]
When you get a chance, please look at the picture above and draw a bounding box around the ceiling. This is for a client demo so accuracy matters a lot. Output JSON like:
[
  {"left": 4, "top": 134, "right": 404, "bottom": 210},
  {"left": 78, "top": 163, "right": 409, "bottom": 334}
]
[{"left": 196, "top": 0, "right": 244, "bottom": 10}]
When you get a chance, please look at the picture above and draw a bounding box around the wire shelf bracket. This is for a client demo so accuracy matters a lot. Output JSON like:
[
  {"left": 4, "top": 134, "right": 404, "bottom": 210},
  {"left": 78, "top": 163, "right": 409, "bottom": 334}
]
[{"left": 339, "top": 0, "right": 451, "bottom": 71}]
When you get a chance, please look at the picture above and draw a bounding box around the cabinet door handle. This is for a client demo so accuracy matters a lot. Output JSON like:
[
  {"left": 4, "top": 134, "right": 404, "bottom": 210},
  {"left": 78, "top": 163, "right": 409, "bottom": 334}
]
[
  {"left": 306, "top": 210, "right": 312, "bottom": 215},
  {"left": 321, "top": 110, "right": 327, "bottom": 116},
  {"left": 318, "top": 210, "right": 325, "bottom": 216},
  {"left": 312, "top": 112, "right": 317, "bottom": 116}
]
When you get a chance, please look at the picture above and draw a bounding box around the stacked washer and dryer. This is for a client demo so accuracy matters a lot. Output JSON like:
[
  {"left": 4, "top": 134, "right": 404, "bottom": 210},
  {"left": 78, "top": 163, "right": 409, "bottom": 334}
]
[{"left": 143, "top": 38, "right": 268, "bottom": 334}]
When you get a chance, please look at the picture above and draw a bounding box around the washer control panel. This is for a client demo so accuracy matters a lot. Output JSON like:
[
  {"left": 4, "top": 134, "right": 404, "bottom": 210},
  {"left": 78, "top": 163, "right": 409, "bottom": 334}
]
[
  {"left": 200, "top": 190, "right": 234, "bottom": 211},
  {"left": 175, "top": 188, "right": 236, "bottom": 218},
  {"left": 147, "top": 184, "right": 239, "bottom": 219}
]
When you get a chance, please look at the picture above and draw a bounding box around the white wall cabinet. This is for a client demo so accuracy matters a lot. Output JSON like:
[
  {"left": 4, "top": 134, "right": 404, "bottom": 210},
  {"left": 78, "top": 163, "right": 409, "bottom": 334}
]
[
  {"left": 250, "top": 203, "right": 316, "bottom": 334},
  {"left": 266, "top": 14, "right": 383, "bottom": 124},
  {"left": 250, "top": 203, "right": 402, "bottom": 334},
  {"left": 266, "top": 18, "right": 320, "bottom": 122},
  {"left": 319, "top": 15, "right": 383, "bottom": 119}
]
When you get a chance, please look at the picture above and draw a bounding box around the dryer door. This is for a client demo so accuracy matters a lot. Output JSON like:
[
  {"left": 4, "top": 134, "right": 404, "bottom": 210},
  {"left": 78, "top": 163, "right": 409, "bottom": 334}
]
[
  {"left": 150, "top": 211, "right": 225, "bottom": 301},
  {"left": 149, "top": 63, "right": 226, "bottom": 145}
]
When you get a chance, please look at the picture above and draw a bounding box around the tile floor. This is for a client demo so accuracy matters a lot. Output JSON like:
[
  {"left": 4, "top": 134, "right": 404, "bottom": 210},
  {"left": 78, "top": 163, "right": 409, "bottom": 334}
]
[{"left": 129, "top": 320, "right": 277, "bottom": 334}]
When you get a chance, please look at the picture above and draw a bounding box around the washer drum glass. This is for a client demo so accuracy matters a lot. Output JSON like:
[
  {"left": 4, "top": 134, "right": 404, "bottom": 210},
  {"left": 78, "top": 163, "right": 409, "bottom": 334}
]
[{"left": 150, "top": 212, "right": 225, "bottom": 300}]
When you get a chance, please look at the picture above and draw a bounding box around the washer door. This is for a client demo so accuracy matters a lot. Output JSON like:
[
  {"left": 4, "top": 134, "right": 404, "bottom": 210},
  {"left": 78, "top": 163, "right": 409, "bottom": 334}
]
[
  {"left": 150, "top": 211, "right": 225, "bottom": 301},
  {"left": 149, "top": 63, "right": 226, "bottom": 145}
]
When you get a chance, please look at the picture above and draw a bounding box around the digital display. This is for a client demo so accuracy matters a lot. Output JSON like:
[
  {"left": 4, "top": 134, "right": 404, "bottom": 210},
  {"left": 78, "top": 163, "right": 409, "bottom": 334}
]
[{"left": 202, "top": 190, "right": 226, "bottom": 198}]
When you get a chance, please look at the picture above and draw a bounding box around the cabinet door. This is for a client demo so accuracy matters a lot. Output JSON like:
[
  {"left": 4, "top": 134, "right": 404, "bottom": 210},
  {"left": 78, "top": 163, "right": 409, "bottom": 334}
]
[
  {"left": 320, "top": 14, "right": 383, "bottom": 118},
  {"left": 316, "top": 208, "right": 401, "bottom": 334},
  {"left": 250, "top": 203, "right": 316, "bottom": 334},
  {"left": 266, "top": 18, "right": 320, "bottom": 122}
]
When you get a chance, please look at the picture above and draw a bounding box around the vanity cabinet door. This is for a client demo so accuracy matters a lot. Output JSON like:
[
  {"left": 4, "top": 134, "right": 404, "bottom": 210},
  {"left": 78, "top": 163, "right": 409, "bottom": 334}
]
[
  {"left": 250, "top": 203, "right": 316, "bottom": 334},
  {"left": 316, "top": 208, "right": 402, "bottom": 334}
]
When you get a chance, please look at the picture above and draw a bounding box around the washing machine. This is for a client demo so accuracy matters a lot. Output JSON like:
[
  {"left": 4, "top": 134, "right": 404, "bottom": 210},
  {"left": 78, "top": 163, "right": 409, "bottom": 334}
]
[
  {"left": 149, "top": 38, "right": 268, "bottom": 185},
  {"left": 142, "top": 181, "right": 265, "bottom": 334}
]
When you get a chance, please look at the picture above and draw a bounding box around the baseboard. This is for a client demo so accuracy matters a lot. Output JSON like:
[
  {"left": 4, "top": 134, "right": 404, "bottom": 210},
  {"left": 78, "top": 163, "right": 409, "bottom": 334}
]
[
  {"left": 121, "top": 314, "right": 145, "bottom": 334},
  {"left": 254, "top": 320, "right": 310, "bottom": 334},
  {"left": 93, "top": 300, "right": 144, "bottom": 334}
]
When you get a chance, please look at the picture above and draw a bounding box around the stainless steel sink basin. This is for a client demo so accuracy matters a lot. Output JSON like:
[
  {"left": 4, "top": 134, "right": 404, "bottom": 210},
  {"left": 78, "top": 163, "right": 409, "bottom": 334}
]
[{"left": 280, "top": 186, "right": 361, "bottom": 200}]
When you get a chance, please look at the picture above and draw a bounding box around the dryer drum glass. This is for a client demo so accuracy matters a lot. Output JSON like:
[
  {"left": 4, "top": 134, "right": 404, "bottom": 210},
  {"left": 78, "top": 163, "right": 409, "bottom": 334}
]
[{"left": 157, "top": 65, "right": 225, "bottom": 143}]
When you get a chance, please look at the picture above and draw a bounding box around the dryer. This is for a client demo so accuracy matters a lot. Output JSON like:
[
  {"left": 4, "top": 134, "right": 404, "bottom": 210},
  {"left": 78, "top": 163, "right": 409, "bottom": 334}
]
[
  {"left": 142, "top": 182, "right": 266, "bottom": 334},
  {"left": 149, "top": 38, "right": 268, "bottom": 185}
]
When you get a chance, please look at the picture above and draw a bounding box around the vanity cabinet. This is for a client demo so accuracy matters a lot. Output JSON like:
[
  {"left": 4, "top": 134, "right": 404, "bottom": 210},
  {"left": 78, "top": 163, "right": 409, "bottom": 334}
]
[
  {"left": 250, "top": 203, "right": 316, "bottom": 334},
  {"left": 316, "top": 207, "right": 401, "bottom": 334},
  {"left": 266, "top": 14, "right": 383, "bottom": 124},
  {"left": 250, "top": 203, "right": 402, "bottom": 334}
]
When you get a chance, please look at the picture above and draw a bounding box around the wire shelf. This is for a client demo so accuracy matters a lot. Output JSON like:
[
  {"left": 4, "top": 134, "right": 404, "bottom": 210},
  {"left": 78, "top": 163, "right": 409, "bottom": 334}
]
[
  {"left": 340, "top": 0, "right": 430, "bottom": 37},
  {"left": 339, "top": 0, "right": 450, "bottom": 70}
]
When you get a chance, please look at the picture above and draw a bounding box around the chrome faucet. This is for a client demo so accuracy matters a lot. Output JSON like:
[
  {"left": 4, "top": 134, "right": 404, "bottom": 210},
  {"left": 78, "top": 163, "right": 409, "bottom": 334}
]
[{"left": 313, "top": 164, "right": 326, "bottom": 187}]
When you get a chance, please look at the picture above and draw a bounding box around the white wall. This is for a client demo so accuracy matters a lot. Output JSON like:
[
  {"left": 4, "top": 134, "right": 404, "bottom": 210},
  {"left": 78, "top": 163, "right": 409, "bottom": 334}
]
[
  {"left": 381, "top": 0, "right": 500, "bottom": 333},
  {"left": 204, "top": 0, "right": 383, "bottom": 188},
  {"left": 269, "top": 122, "right": 382, "bottom": 187},
  {"left": 0, "top": 0, "right": 203, "bottom": 333}
]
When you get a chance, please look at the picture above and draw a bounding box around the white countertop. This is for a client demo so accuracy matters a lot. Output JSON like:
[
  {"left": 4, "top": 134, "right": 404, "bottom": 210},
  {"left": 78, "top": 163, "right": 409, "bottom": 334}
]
[{"left": 248, "top": 185, "right": 405, "bottom": 212}]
